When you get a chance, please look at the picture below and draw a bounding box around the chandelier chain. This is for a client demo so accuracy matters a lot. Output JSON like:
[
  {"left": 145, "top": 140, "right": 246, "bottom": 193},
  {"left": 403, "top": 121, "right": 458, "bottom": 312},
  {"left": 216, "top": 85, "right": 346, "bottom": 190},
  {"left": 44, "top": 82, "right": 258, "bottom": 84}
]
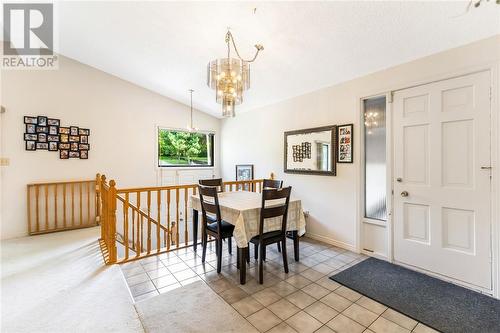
[{"left": 225, "top": 30, "right": 263, "bottom": 63}]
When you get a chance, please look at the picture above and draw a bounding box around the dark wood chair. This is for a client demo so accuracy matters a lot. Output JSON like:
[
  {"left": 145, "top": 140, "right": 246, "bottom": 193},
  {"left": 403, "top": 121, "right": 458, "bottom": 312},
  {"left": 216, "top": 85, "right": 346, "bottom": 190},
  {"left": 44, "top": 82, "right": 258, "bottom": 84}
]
[
  {"left": 250, "top": 187, "right": 292, "bottom": 284},
  {"left": 255, "top": 179, "right": 284, "bottom": 258},
  {"left": 199, "top": 178, "right": 224, "bottom": 192},
  {"left": 198, "top": 185, "right": 235, "bottom": 273},
  {"left": 263, "top": 179, "right": 283, "bottom": 190}
]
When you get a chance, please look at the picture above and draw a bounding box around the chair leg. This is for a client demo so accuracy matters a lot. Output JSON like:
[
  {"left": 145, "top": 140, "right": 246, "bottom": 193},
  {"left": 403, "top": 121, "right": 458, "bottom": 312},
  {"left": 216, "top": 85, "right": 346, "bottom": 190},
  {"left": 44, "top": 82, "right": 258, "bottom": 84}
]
[
  {"left": 246, "top": 247, "right": 250, "bottom": 263},
  {"left": 217, "top": 239, "right": 222, "bottom": 273},
  {"left": 254, "top": 243, "right": 258, "bottom": 260},
  {"left": 228, "top": 237, "right": 232, "bottom": 255},
  {"left": 236, "top": 246, "right": 240, "bottom": 269},
  {"left": 201, "top": 230, "right": 207, "bottom": 263},
  {"left": 262, "top": 246, "right": 266, "bottom": 261},
  {"left": 281, "top": 239, "right": 289, "bottom": 274},
  {"left": 259, "top": 243, "right": 264, "bottom": 284},
  {"left": 277, "top": 242, "right": 281, "bottom": 253}
]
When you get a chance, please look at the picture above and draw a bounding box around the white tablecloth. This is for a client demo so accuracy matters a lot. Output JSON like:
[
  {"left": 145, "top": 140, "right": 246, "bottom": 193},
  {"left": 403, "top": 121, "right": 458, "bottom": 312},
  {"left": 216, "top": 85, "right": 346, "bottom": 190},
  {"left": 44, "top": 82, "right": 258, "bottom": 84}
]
[{"left": 191, "top": 191, "right": 306, "bottom": 248}]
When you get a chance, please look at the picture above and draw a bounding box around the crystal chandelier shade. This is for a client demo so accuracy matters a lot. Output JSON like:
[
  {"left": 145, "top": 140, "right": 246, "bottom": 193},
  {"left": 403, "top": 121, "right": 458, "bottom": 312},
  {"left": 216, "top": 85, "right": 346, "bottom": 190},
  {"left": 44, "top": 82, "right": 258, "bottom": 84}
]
[{"left": 207, "top": 30, "right": 263, "bottom": 118}]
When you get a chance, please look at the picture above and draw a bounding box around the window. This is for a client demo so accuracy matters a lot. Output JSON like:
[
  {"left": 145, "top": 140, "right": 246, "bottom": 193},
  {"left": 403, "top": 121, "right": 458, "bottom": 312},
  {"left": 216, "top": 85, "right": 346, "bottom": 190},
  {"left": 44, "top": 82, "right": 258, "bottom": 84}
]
[
  {"left": 157, "top": 128, "right": 214, "bottom": 167},
  {"left": 363, "top": 97, "right": 387, "bottom": 221}
]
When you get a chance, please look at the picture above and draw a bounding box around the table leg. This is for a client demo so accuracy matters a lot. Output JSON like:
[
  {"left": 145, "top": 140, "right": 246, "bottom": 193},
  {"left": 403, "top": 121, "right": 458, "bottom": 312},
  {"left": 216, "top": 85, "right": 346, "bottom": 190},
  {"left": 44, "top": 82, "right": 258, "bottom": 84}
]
[
  {"left": 238, "top": 246, "right": 246, "bottom": 284},
  {"left": 292, "top": 231, "right": 299, "bottom": 262},
  {"left": 192, "top": 209, "right": 198, "bottom": 252}
]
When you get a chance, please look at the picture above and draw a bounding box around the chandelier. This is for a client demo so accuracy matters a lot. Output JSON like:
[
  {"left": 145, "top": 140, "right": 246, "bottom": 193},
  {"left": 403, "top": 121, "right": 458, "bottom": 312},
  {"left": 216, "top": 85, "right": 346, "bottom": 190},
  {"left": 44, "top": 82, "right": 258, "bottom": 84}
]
[
  {"left": 207, "top": 30, "right": 264, "bottom": 117},
  {"left": 187, "top": 89, "right": 198, "bottom": 132},
  {"left": 364, "top": 111, "right": 379, "bottom": 135}
]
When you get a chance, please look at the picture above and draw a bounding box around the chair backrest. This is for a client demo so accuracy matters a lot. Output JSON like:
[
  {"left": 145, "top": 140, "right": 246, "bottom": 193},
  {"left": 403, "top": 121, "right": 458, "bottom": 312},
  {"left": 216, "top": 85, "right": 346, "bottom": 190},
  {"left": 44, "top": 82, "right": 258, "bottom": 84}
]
[
  {"left": 199, "top": 178, "right": 224, "bottom": 192},
  {"left": 198, "top": 185, "right": 222, "bottom": 236},
  {"left": 259, "top": 187, "right": 292, "bottom": 237},
  {"left": 263, "top": 179, "right": 283, "bottom": 190}
]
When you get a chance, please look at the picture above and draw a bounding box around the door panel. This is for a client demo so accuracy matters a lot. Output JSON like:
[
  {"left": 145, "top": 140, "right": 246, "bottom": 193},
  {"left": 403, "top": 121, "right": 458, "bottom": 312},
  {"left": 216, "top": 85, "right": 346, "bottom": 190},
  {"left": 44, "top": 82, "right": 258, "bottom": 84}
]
[{"left": 393, "top": 71, "right": 491, "bottom": 290}]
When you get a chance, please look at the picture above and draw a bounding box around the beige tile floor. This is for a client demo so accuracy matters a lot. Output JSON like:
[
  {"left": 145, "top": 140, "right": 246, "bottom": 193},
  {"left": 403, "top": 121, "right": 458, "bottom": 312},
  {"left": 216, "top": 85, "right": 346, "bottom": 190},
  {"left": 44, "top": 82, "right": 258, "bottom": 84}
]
[{"left": 120, "top": 238, "right": 439, "bottom": 333}]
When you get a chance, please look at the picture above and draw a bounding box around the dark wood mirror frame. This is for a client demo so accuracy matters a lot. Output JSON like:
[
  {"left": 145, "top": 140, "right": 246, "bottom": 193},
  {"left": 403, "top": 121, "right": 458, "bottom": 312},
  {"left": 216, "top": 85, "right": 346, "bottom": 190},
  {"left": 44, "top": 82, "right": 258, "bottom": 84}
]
[{"left": 284, "top": 125, "right": 337, "bottom": 176}]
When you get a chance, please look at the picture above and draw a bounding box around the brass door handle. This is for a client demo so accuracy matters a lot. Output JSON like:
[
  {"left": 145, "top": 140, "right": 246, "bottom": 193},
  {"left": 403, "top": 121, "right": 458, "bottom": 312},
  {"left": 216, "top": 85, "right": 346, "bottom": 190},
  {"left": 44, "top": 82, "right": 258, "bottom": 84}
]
[{"left": 400, "top": 191, "right": 409, "bottom": 197}]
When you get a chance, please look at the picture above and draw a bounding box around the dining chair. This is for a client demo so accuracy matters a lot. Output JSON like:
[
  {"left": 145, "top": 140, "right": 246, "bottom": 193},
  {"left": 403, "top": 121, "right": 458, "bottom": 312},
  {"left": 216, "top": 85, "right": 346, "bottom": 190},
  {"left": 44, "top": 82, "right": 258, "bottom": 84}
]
[
  {"left": 255, "top": 179, "right": 284, "bottom": 259},
  {"left": 250, "top": 187, "right": 292, "bottom": 284},
  {"left": 198, "top": 185, "right": 235, "bottom": 273},
  {"left": 199, "top": 178, "right": 224, "bottom": 192}
]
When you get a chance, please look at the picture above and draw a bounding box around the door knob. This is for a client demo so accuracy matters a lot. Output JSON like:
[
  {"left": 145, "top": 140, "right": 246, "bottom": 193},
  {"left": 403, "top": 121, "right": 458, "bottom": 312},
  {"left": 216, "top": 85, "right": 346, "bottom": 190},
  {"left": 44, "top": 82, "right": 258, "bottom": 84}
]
[
  {"left": 396, "top": 178, "right": 402, "bottom": 182},
  {"left": 400, "top": 191, "right": 409, "bottom": 197}
]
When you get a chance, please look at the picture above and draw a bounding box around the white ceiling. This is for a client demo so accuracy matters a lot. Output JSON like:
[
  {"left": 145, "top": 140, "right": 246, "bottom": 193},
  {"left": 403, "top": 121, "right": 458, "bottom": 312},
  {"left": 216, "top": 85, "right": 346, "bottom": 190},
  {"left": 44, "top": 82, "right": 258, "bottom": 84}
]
[{"left": 54, "top": 1, "right": 500, "bottom": 117}]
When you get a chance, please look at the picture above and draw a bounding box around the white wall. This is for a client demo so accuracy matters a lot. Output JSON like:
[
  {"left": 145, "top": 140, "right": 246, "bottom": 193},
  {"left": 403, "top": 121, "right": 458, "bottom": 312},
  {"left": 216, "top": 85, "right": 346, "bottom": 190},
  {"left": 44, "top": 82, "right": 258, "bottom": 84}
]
[
  {"left": 221, "top": 35, "right": 500, "bottom": 252},
  {"left": 0, "top": 55, "right": 220, "bottom": 239}
]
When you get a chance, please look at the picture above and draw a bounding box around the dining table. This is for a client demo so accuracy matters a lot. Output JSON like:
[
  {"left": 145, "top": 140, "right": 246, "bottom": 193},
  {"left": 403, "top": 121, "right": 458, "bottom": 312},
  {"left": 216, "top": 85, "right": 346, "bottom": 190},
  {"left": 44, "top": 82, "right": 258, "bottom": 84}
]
[{"left": 190, "top": 190, "right": 306, "bottom": 284}]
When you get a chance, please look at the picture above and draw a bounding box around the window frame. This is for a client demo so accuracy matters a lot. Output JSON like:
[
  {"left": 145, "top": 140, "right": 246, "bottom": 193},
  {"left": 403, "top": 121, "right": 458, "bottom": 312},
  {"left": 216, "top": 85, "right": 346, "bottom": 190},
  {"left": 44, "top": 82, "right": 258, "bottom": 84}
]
[{"left": 156, "top": 126, "right": 215, "bottom": 169}]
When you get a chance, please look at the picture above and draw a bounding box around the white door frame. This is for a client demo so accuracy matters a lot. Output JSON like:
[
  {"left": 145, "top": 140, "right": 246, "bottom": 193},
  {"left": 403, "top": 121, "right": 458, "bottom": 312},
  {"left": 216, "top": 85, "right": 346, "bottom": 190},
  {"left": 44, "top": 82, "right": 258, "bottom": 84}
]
[{"left": 357, "top": 62, "right": 499, "bottom": 298}]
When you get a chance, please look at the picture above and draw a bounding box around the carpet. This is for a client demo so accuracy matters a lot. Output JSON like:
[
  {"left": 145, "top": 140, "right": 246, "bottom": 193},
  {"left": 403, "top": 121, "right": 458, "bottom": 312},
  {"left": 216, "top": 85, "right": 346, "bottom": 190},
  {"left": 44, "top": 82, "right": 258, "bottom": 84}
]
[
  {"left": 330, "top": 257, "right": 500, "bottom": 333},
  {"left": 135, "top": 281, "right": 258, "bottom": 333}
]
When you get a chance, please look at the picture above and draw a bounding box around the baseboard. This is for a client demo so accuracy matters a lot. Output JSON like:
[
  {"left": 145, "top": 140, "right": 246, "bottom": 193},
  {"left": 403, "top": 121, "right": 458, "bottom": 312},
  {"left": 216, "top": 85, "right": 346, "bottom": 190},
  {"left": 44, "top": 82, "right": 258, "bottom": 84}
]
[{"left": 305, "top": 232, "right": 358, "bottom": 253}]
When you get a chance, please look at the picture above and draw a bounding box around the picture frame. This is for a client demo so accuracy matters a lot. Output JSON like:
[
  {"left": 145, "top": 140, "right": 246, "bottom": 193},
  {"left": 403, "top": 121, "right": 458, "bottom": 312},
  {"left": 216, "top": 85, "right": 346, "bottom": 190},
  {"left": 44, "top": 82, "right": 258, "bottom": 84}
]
[
  {"left": 26, "top": 141, "right": 36, "bottom": 151},
  {"left": 80, "top": 135, "right": 88, "bottom": 144},
  {"left": 24, "top": 116, "right": 38, "bottom": 124},
  {"left": 80, "top": 150, "right": 89, "bottom": 159},
  {"left": 36, "top": 142, "right": 49, "bottom": 150},
  {"left": 79, "top": 143, "right": 90, "bottom": 150},
  {"left": 337, "top": 124, "right": 353, "bottom": 163},
  {"left": 60, "top": 134, "right": 69, "bottom": 143},
  {"left": 26, "top": 124, "right": 36, "bottom": 134},
  {"left": 47, "top": 135, "right": 59, "bottom": 142},
  {"left": 47, "top": 118, "right": 60, "bottom": 126},
  {"left": 70, "top": 142, "right": 79, "bottom": 151},
  {"left": 69, "top": 151, "right": 80, "bottom": 158},
  {"left": 24, "top": 133, "right": 38, "bottom": 141},
  {"left": 59, "top": 150, "right": 69, "bottom": 159},
  {"left": 37, "top": 116, "right": 47, "bottom": 126},
  {"left": 78, "top": 128, "right": 90, "bottom": 136},
  {"left": 36, "top": 126, "right": 48, "bottom": 133},
  {"left": 48, "top": 142, "right": 59, "bottom": 151},
  {"left": 69, "top": 135, "right": 80, "bottom": 142},
  {"left": 37, "top": 133, "right": 47, "bottom": 142},
  {"left": 49, "top": 126, "right": 59, "bottom": 135},
  {"left": 70, "top": 126, "right": 79, "bottom": 136},
  {"left": 59, "top": 143, "right": 70, "bottom": 150},
  {"left": 236, "top": 164, "right": 254, "bottom": 191},
  {"left": 59, "top": 127, "right": 70, "bottom": 134}
]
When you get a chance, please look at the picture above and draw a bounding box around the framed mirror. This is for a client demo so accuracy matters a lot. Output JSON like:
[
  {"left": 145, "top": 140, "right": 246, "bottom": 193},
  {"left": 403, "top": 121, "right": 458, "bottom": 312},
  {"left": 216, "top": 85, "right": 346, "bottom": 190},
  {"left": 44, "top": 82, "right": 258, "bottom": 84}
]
[{"left": 284, "top": 125, "right": 337, "bottom": 176}]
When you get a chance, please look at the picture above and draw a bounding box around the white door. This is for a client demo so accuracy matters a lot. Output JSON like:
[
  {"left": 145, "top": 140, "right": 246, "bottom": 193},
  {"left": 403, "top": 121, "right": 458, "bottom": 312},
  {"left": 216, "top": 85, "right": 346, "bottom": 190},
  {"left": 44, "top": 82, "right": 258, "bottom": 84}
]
[{"left": 393, "top": 71, "right": 492, "bottom": 290}]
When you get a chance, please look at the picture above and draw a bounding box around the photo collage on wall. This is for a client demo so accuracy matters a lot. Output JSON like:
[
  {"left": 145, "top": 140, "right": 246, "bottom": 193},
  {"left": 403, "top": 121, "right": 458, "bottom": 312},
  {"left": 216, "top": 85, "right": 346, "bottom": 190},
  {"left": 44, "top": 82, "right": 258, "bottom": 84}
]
[
  {"left": 24, "top": 116, "right": 90, "bottom": 159},
  {"left": 337, "top": 124, "right": 353, "bottom": 163},
  {"left": 292, "top": 142, "right": 312, "bottom": 162}
]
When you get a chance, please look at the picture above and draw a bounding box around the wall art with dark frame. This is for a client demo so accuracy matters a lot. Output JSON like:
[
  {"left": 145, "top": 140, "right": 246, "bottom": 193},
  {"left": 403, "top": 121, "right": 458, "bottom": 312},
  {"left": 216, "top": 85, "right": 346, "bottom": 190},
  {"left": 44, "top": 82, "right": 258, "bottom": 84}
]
[
  {"left": 23, "top": 116, "right": 90, "bottom": 159},
  {"left": 337, "top": 124, "right": 353, "bottom": 163},
  {"left": 236, "top": 164, "right": 254, "bottom": 191}
]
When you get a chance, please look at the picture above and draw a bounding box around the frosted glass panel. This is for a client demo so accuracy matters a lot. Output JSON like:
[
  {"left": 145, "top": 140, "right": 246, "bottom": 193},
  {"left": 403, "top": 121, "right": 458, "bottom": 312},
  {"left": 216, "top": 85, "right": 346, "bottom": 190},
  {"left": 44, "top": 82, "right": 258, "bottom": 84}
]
[{"left": 364, "top": 97, "right": 387, "bottom": 221}]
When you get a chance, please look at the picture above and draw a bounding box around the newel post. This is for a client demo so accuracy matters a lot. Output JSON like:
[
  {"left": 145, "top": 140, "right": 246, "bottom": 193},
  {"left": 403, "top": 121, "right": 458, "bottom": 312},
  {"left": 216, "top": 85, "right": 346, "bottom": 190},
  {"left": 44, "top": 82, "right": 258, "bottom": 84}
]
[
  {"left": 100, "top": 175, "right": 107, "bottom": 243},
  {"left": 108, "top": 179, "right": 118, "bottom": 263},
  {"left": 95, "top": 173, "right": 101, "bottom": 224}
]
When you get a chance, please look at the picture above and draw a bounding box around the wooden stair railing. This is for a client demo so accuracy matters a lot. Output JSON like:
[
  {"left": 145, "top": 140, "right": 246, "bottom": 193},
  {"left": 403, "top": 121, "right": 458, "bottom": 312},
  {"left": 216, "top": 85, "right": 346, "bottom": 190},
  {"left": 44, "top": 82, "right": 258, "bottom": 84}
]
[{"left": 97, "top": 174, "right": 265, "bottom": 264}]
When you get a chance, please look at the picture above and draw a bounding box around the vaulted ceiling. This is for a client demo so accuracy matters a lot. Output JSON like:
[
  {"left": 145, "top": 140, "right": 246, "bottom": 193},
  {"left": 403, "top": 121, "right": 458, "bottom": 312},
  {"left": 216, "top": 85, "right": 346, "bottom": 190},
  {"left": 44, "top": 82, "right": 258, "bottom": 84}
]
[{"left": 55, "top": 1, "right": 499, "bottom": 117}]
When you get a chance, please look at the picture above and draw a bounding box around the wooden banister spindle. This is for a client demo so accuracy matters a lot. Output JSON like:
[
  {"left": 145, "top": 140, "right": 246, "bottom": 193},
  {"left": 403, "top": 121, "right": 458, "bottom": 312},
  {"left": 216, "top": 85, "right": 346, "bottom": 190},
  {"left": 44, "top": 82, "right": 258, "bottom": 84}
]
[
  {"left": 184, "top": 188, "right": 188, "bottom": 246},
  {"left": 167, "top": 189, "right": 171, "bottom": 250},
  {"left": 175, "top": 188, "right": 180, "bottom": 247},
  {"left": 71, "top": 183, "right": 75, "bottom": 227},
  {"left": 108, "top": 180, "right": 117, "bottom": 263},
  {"left": 35, "top": 186, "right": 40, "bottom": 232},
  {"left": 147, "top": 191, "right": 151, "bottom": 254},
  {"left": 27, "top": 186, "right": 32, "bottom": 234},
  {"left": 136, "top": 192, "right": 141, "bottom": 256},
  {"left": 157, "top": 190, "right": 161, "bottom": 252},
  {"left": 54, "top": 184, "right": 58, "bottom": 229},
  {"left": 87, "top": 182, "right": 91, "bottom": 224},
  {"left": 79, "top": 182, "right": 83, "bottom": 225},
  {"left": 44, "top": 185, "right": 49, "bottom": 230},
  {"left": 124, "top": 193, "right": 130, "bottom": 260}
]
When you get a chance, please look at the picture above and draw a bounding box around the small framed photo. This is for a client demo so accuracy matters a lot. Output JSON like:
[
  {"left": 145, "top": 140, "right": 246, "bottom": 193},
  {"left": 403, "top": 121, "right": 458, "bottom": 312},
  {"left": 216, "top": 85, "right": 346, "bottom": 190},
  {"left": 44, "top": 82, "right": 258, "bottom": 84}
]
[
  {"left": 337, "top": 124, "right": 353, "bottom": 163},
  {"left": 78, "top": 128, "right": 90, "bottom": 136},
  {"left": 80, "top": 136, "right": 88, "bottom": 144},
  {"left": 79, "top": 143, "right": 90, "bottom": 150},
  {"left": 25, "top": 141, "right": 36, "bottom": 151},
  {"left": 24, "top": 133, "right": 38, "bottom": 141},
  {"left": 47, "top": 118, "right": 60, "bottom": 126},
  {"left": 47, "top": 135, "right": 59, "bottom": 142},
  {"left": 26, "top": 124, "right": 36, "bottom": 134},
  {"left": 38, "top": 133, "right": 47, "bottom": 142},
  {"left": 49, "top": 126, "right": 58, "bottom": 135},
  {"left": 60, "top": 150, "right": 69, "bottom": 159},
  {"left": 70, "top": 142, "right": 79, "bottom": 151},
  {"left": 36, "top": 126, "right": 48, "bottom": 133},
  {"left": 70, "top": 126, "right": 79, "bottom": 136},
  {"left": 37, "top": 116, "right": 48, "bottom": 126},
  {"left": 69, "top": 135, "right": 80, "bottom": 143},
  {"left": 36, "top": 142, "right": 49, "bottom": 150},
  {"left": 80, "top": 150, "right": 89, "bottom": 159},
  {"left": 48, "top": 142, "right": 58, "bottom": 151},
  {"left": 69, "top": 151, "right": 80, "bottom": 158},
  {"left": 59, "top": 127, "right": 70, "bottom": 134},
  {"left": 24, "top": 116, "right": 38, "bottom": 124},
  {"left": 59, "top": 143, "right": 70, "bottom": 150},
  {"left": 236, "top": 164, "right": 254, "bottom": 191},
  {"left": 60, "top": 134, "right": 69, "bottom": 143}
]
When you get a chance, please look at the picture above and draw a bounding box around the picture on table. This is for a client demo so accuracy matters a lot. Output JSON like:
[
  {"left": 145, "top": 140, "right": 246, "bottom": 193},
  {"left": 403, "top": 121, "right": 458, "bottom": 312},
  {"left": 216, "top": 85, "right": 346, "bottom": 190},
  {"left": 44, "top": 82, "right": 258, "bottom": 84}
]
[
  {"left": 236, "top": 164, "right": 254, "bottom": 191},
  {"left": 337, "top": 124, "right": 353, "bottom": 163}
]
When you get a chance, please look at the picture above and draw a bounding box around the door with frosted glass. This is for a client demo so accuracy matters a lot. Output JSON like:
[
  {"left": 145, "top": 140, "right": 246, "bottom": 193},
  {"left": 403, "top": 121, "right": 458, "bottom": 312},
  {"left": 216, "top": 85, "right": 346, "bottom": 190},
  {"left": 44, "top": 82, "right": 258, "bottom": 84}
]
[{"left": 393, "top": 71, "right": 491, "bottom": 290}]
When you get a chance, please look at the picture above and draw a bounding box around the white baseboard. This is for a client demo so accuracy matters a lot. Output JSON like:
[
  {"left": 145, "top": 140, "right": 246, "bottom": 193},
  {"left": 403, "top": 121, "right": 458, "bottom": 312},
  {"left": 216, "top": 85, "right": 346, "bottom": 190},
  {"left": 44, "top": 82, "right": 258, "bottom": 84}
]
[{"left": 305, "top": 232, "right": 358, "bottom": 253}]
